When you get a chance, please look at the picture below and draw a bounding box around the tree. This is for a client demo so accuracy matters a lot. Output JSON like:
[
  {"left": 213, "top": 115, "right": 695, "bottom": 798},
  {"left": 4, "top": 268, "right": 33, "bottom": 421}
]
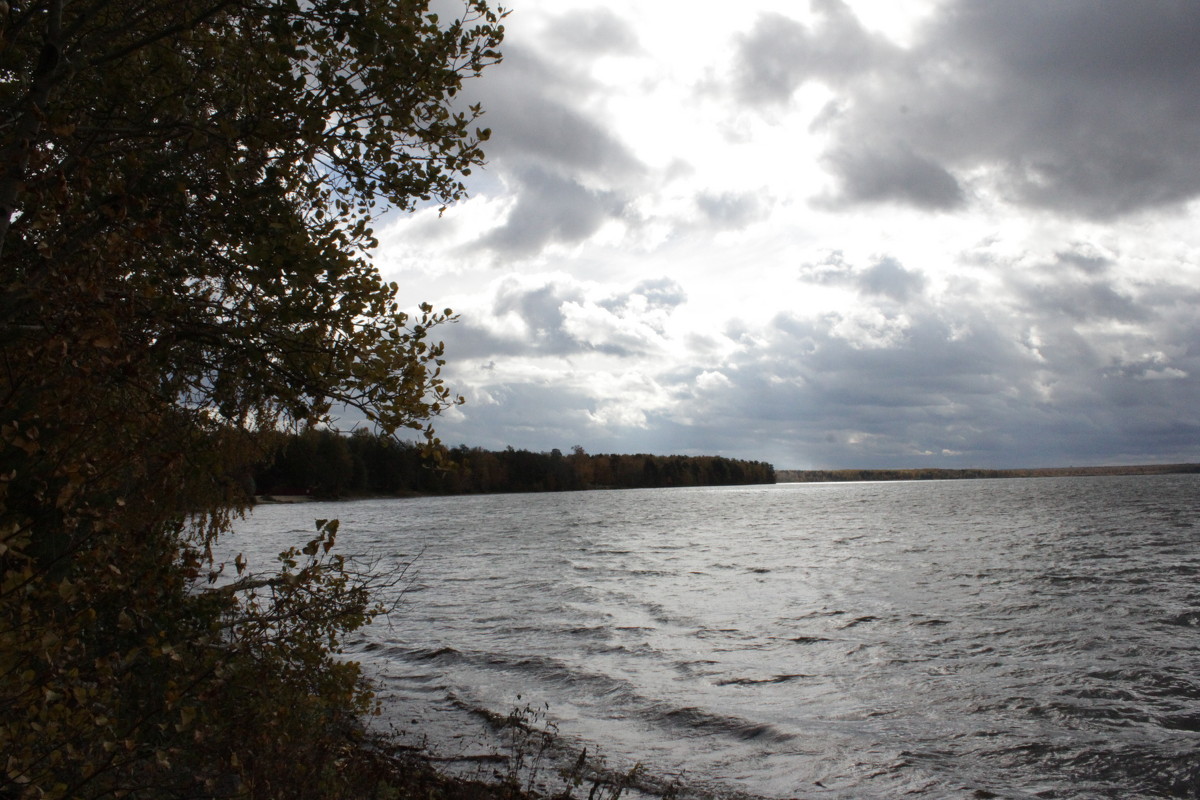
[
  {"left": 0, "top": 1, "right": 504, "bottom": 797},
  {"left": 2, "top": 0, "right": 503, "bottom": 432}
]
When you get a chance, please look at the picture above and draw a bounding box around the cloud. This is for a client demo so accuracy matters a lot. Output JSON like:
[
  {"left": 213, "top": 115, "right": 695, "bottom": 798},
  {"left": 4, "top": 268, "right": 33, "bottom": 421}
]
[
  {"left": 858, "top": 257, "right": 927, "bottom": 302},
  {"left": 492, "top": 278, "right": 583, "bottom": 346},
  {"left": 480, "top": 55, "right": 640, "bottom": 178},
  {"left": 434, "top": 361, "right": 682, "bottom": 452},
  {"left": 695, "top": 191, "right": 764, "bottom": 229},
  {"left": 669, "top": 288, "right": 1200, "bottom": 467},
  {"left": 458, "top": 42, "right": 646, "bottom": 259},
  {"left": 432, "top": 252, "right": 1200, "bottom": 466},
  {"left": 441, "top": 275, "right": 685, "bottom": 361},
  {"left": 1054, "top": 249, "right": 1113, "bottom": 275},
  {"left": 733, "top": 3, "right": 897, "bottom": 103},
  {"left": 627, "top": 277, "right": 687, "bottom": 309},
  {"left": 543, "top": 8, "right": 639, "bottom": 55},
  {"left": 821, "top": 143, "right": 965, "bottom": 210},
  {"left": 1004, "top": 248, "right": 1150, "bottom": 324},
  {"left": 1104, "top": 352, "right": 1188, "bottom": 382},
  {"left": 798, "top": 252, "right": 928, "bottom": 304},
  {"left": 379, "top": 2, "right": 1200, "bottom": 472},
  {"left": 799, "top": 250, "right": 855, "bottom": 285},
  {"left": 441, "top": 381, "right": 602, "bottom": 450},
  {"left": 1016, "top": 279, "right": 1148, "bottom": 324},
  {"left": 597, "top": 278, "right": 687, "bottom": 333},
  {"left": 479, "top": 166, "right": 625, "bottom": 257},
  {"left": 560, "top": 300, "right": 666, "bottom": 356},
  {"left": 646, "top": 237, "right": 1196, "bottom": 467},
  {"left": 733, "top": 0, "right": 1200, "bottom": 218},
  {"left": 694, "top": 370, "right": 733, "bottom": 393}
]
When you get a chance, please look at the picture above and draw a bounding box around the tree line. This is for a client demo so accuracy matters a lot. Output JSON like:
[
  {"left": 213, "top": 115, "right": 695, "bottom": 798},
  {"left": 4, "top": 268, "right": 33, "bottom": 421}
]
[{"left": 255, "top": 430, "right": 777, "bottom": 496}]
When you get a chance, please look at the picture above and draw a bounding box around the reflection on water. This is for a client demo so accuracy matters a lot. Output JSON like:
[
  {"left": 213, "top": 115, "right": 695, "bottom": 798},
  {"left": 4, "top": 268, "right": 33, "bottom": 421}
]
[{"left": 229, "top": 475, "right": 1200, "bottom": 799}]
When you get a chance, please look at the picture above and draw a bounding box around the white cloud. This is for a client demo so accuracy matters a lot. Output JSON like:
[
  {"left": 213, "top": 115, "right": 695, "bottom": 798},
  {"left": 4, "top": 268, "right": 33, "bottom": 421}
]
[
  {"left": 559, "top": 300, "right": 666, "bottom": 354},
  {"left": 373, "top": 0, "right": 1200, "bottom": 469},
  {"left": 695, "top": 370, "right": 733, "bottom": 393}
]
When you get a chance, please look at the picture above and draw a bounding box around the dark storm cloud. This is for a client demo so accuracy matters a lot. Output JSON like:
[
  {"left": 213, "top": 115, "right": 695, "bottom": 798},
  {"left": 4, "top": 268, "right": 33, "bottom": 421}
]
[
  {"left": 733, "top": 3, "right": 896, "bottom": 102},
  {"left": 928, "top": 1, "right": 1200, "bottom": 217},
  {"left": 770, "top": 311, "right": 1028, "bottom": 407},
  {"left": 1015, "top": 278, "right": 1148, "bottom": 324},
  {"left": 461, "top": 44, "right": 645, "bottom": 258},
  {"left": 1054, "top": 250, "right": 1113, "bottom": 276},
  {"left": 1102, "top": 353, "right": 1187, "bottom": 382},
  {"left": 543, "top": 8, "right": 639, "bottom": 55},
  {"left": 671, "top": 296, "right": 1200, "bottom": 467},
  {"left": 821, "top": 143, "right": 965, "bottom": 210},
  {"left": 668, "top": 308, "right": 1039, "bottom": 465},
  {"left": 662, "top": 232, "right": 1200, "bottom": 467},
  {"left": 734, "top": 0, "right": 1200, "bottom": 218},
  {"left": 1005, "top": 248, "right": 1149, "bottom": 323},
  {"left": 479, "top": 165, "right": 624, "bottom": 257},
  {"left": 479, "top": 51, "right": 640, "bottom": 177}
]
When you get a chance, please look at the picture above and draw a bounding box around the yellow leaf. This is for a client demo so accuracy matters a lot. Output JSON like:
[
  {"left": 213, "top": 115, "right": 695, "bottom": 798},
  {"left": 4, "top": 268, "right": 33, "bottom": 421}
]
[{"left": 177, "top": 706, "right": 196, "bottom": 731}]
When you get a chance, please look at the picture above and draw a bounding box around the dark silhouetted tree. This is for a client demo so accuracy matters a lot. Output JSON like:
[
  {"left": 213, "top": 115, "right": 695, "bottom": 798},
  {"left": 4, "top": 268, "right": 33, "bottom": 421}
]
[{"left": 0, "top": 1, "right": 504, "bottom": 796}]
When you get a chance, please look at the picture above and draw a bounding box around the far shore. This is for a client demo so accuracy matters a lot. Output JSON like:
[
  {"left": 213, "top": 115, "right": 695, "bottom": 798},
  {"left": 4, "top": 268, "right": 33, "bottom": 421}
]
[
  {"left": 251, "top": 462, "right": 1200, "bottom": 505},
  {"left": 254, "top": 494, "right": 317, "bottom": 504},
  {"left": 254, "top": 491, "right": 429, "bottom": 504},
  {"left": 775, "top": 462, "right": 1200, "bottom": 483}
]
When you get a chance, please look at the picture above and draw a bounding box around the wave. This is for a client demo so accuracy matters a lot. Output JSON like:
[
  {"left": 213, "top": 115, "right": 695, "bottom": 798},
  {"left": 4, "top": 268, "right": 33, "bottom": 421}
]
[
  {"left": 648, "top": 704, "right": 797, "bottom": 744},
  {"left": 715, "top": 673, "right": 813, "bottom": 687},
  {"left": 442, "top": 693, "right": 772, "bottom": 800},
  {"left": 239, "top": 474, "right": 1200, "bottom": 799}
]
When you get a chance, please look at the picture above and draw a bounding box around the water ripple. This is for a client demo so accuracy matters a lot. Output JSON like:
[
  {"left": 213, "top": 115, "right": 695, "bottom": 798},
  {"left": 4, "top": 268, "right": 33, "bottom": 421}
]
[{"left": 228, "top": 475, "right": 1200, "bottom": 799}]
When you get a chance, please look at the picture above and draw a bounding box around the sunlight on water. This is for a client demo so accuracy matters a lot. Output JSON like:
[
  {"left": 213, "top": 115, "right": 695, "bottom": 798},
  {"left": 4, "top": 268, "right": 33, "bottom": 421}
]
[{"left": 228, "top": 475, "right": 1200, "bottom": 799}]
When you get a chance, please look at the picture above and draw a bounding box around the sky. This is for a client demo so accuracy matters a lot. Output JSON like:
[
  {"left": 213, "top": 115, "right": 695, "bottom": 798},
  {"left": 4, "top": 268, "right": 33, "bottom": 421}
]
[{"left": 371, "top": 0, "right": 1200, "bottom": 470}]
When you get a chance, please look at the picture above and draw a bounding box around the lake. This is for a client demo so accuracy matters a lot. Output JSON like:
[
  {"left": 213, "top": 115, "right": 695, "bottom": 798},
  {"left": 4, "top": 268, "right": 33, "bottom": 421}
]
[{"left": 228, "top": 475, "right": 1200, "bottom": 798}]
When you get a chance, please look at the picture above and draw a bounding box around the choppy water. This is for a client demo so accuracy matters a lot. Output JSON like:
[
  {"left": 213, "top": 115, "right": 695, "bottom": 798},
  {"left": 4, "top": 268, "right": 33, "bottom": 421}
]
[{"left": 229, "top": 475, "right": 1200, "bottom": 798}]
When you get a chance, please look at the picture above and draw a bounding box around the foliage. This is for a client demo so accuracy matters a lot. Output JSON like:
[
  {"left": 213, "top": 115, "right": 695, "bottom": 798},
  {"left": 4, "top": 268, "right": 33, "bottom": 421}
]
[
  {"left": 494, "top": 700, "right": 559, "bottom": 794},
  {"left": 254, "top": 432, "right": 778, "bottom": 497},
  {"left": 484, "top": 700, "right": 656, "bottom": 800},
  {"left": 0, "top": 0, "right": 501, "bottom": 434},
  {"left": 0, "top": 0, "right": 503, "bottom": 797}
]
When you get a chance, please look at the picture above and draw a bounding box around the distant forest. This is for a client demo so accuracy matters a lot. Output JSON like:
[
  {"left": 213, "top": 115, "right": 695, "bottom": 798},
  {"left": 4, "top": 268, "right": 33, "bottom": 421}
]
[
  {"left": 254, "top": 429, "right": 777, "bottom": 497},
  {"left": 776, "top": 464, "right": 1200, "bottom": 483}
]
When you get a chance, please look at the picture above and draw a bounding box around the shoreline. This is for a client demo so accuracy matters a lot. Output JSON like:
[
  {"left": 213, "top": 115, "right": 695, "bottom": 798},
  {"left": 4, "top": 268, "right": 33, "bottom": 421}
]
[
  {"left": 775, "top": 462, "right": 1200, "bottom": 483},
  {"left": 254, "top": 465, "right": 1200, "bottom": 505}
]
